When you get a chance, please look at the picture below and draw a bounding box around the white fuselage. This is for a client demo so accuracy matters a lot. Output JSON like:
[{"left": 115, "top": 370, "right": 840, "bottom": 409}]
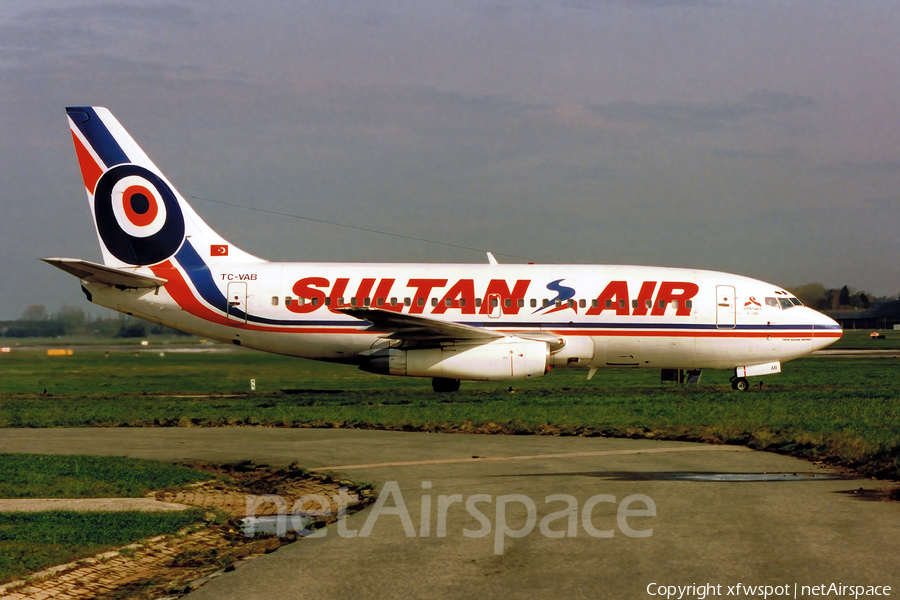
[{"left": 87, "top": 259, "right": 841, "bottom": 374}]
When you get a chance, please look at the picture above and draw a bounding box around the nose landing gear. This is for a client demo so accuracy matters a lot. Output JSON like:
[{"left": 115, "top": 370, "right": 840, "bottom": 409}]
[{"left": 730, "top": 376, "right": 750, "bottom": 392}]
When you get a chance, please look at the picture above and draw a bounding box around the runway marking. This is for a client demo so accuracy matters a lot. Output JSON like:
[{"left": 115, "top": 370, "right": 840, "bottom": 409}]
[{"left": 312, "top": 444, "right": 751, "bottom": 471}]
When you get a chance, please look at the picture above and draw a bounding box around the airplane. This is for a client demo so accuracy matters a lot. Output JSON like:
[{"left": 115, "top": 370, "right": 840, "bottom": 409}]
[{"left": 44, "top": 106, "right": 842, "bottom": 393}]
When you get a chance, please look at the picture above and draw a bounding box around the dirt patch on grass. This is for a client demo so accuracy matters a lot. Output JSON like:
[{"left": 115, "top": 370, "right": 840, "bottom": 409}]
[
  {"left": 0, "top": 462, "right": 373, "bottom": 600},
  {"left": 836, "top": 486, "right": 900, "bottom": 503}
]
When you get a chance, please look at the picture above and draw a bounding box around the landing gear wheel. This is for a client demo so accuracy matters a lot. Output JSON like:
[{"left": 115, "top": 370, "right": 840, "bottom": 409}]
[
  {"left": 732, "top": 377, "right": 749, "bottom": 392},
  {"left": 432, "top": 377, "right": 461, "bottom": 393}
]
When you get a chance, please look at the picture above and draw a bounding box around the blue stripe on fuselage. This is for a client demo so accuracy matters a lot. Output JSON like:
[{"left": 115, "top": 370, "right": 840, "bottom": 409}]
[
  {"left": 170, "top": 243, "right": 835, "bottom": 333},
  {"left": 173, "top": 241, "right": 364, "bottom": 327}
]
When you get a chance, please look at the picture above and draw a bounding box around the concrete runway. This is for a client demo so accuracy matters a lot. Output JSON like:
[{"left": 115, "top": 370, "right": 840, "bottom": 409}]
[{"left": 1, "top": 428, "right": 897, "bottom": 599}]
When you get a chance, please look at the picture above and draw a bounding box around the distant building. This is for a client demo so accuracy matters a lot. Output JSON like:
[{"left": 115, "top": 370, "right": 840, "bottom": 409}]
[{"left": 823, "top": 299, "right": 900, "bottom": 330}]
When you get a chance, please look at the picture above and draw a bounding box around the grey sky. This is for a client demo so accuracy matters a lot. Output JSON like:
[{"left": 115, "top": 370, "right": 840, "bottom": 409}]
[{"left": 2, "top": 1, "right": 898, "bottom": 320}]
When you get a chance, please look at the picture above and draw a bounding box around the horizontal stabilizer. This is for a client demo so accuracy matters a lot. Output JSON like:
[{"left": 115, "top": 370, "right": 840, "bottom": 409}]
[
  {"left": 41, "top": 258, "right": 167, "bottom": 288},
  {"left": 339, "top": 307, "right": 504, "bottom": 342}
]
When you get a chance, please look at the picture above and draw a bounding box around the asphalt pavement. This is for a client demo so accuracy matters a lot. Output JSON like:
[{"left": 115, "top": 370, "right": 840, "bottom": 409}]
[{"left": 0, "top": 428, "right": 896, "bottom": 599}]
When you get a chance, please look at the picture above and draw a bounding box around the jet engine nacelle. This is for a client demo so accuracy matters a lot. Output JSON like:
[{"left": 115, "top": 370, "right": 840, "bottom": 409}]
[{"left": 361, "top": 337, "right": 550, "bottom": 381}]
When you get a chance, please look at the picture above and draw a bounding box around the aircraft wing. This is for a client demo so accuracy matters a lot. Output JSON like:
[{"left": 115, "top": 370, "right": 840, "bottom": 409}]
[
  {"left": 41, "top": 258, "right": 168, "bottom": 288},
  {"left": 338, "top": 307, "right": 504, "bottom": 342}
]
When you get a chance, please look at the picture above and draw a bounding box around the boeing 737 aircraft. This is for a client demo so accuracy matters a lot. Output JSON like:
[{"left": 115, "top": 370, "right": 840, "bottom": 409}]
[{"left": 45, "top": 107, "right": 842, "bottom": 392}]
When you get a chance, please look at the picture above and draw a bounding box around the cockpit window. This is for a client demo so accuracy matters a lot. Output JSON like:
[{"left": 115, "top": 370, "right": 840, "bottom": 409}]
[
  {"left": 789, "top": 297, "right": 803, "bottom": 306},
  {"left": 778, "top": 298, "right": 794, "bottom": 310},
  {"left": 765, "top": 297, "right": 779, "bottom": 308}
]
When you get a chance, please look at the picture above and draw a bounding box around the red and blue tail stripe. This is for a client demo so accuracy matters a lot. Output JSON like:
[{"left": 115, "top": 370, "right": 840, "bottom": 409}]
[{"left": 68, "top": 107, "right": 130, "bottom": 171}]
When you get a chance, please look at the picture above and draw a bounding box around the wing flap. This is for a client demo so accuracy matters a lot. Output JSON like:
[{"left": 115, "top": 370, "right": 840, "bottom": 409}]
[
  {"left": 338, "top": 307, "right": 503, "bottom": 342},
  {"left": 42, "top": 258, "right": 167, "bottom": 288}
]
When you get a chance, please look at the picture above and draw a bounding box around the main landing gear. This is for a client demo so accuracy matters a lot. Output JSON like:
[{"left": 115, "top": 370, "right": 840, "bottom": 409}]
[{"left": 432, "top": 377, "right": 461, "bottom": 393}]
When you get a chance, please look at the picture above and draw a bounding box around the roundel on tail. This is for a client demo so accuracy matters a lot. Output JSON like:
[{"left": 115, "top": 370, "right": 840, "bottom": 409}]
[{"left": 93, "top": 164, "right": 185, "bottom": 265}]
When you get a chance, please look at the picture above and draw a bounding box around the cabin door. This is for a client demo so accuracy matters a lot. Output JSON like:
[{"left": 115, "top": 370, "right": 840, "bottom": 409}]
[{"left": 715, "top": 285, "right": 736, "bottom": 329}]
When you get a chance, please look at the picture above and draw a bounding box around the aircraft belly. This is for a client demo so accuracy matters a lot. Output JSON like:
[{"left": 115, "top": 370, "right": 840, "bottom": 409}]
[
  {"left": 639, "top": 337, "right": 696, "bottom": 367},
  {"left": 694, "top": 337, "right": 754, "bottom": 368},
  {"left": 586, "top": 335, "right": 696, "bottom": 369}
]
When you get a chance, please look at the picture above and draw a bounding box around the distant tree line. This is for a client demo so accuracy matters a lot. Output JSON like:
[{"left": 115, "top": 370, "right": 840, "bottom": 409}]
[
  {"left": 789, "top": 284, "right": 896, "bottom": 311},
  {"left": 0, "top": 305, "right": 192, "bottom": 339}
]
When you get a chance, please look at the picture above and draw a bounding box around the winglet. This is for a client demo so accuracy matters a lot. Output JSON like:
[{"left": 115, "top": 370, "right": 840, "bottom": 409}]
[{"left": 487, "top": 252, "right": 499, "bottom": 265}]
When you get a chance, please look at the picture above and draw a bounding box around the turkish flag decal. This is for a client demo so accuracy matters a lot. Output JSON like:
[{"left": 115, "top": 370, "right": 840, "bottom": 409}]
[{"left": 211, "top": 244, "right": 229, "bottom": 256}]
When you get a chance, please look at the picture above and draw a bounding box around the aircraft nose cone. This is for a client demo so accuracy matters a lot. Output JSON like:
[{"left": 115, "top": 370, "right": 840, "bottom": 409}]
[{"left": 811, "top": 309, "right": 842, "bottom": 350}]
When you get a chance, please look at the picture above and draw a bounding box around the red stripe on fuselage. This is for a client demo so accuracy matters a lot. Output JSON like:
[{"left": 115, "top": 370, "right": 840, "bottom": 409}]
[
  {"left": 501, "top": 329, "right": 836, "bottom": 339},
  {"left": 151, "top": 261, "right": 372, "bottom": 335},
  {"left": 148, "top": 263, "right": 838, "bottom": 341}
]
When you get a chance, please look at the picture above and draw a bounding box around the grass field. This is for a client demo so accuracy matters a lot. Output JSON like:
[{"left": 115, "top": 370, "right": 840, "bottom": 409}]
[
  {"left": 1, "top": 334, "right": 898, "bottom": 479},
  {"left": 828, "top": 329, "right": 900, "bottom": 349},
  {"left": 0, "top": 454, "right": 211, "bottom": 584},
  {"left": 0, "top": 509, "right": 205, "bottom": 584},
  {"left": 0, "top": 454, "right": 212, "bottom": 499}
]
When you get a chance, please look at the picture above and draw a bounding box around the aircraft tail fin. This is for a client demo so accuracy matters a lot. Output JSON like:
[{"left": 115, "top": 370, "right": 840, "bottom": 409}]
[{"left": 65, "top": 107, "right": 264, "bottom": 268}]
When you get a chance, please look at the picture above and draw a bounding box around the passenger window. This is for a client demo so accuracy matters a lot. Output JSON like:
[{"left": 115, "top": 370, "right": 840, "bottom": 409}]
[
  {"left": 351, "top": 297, "right": 357, "bottom": 307},
  {"left": 271, "top": 296, "right": 279, "bottom": 306},
  {"left": 504, "top": 298, "right": 512, "bottom": 308},
  {"left": 298, "top": 297, "right": 306, "bottom": 306},
  {"left": 417, "top": 298, "right": 424, "bottom": 307},
  {"left": 605, "top": 300, "right": 612, "bottom": 309},
  {"left": 460, "top": 298, "right": 466, "bottom": 307},
  {"left": 325, "top": 297, "right": 331, "bottom": 307},
  {"left": 445, "top": 298, "right": 452, "bottom": 307},
  {"left": 377, "top": 298, "right": 384, "bottom": 307},
  {"left": 405, "top": 298, "right": 411, "bottom": 306},
  {"left": 492, "top": 298, "right": 500, "bottom": 308},
  {"left": 619, "top": 299, "right": 626, "bottom": 309},
  {"left": 658, "top": 299, "right": 665, "bottom": 309},
  {"left": 518, "top": 299, "right": 525, "bottom": 308},
  {"left": 632, "top": 300, "right": 638, "bottom": 309},
  {"left": 390, "top": 297, "right": 398, "bottom": 306},
  {"left": 543, "top": 299, "right": 550, "bottom": 308},
  {"left": 592, "top": 299, "right": 599, "bottom": 308},
  {"left": 568, "top": 299, "right": 575, "bottom": 308},
  {"left": 476, "top": 298, "right": 482, "bottom": 307},
  {"left": 432, "top": 298, "right": 438, "bottom": 307},
  {"left": 685, "top": 300, "right": 692, "bottom": 309},
  {"left": 672, "top": 300, "right": 679, "bottom": 310},
  {"left": 555, "top": 300, "right": 562, "bottom": 308},
  {"left": 645, "top": 299, "right": 652, "bottom": 309},
  {"left": 285, "top": 297, "right": 292, "bottom": 306},
  {"left": 579, "top": 299, "right": 586, "bottom": 309},
  {"left": 364, "top": 297, "right": 371, "bottom": 307}
]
